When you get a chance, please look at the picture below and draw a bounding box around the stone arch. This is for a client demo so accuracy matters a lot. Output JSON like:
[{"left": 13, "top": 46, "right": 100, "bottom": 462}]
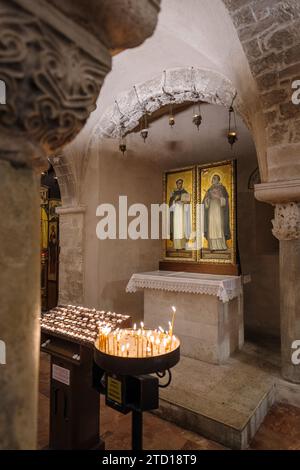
[
  {"left": 48, "top": 153, "right": 77, "bottom": 208},
  {"left": 91, "top": 67, "right": 251, "bottom": 141}
]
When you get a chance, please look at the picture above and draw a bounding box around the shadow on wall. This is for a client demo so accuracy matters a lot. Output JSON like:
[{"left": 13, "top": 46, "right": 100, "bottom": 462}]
[
  {"left": 238, "top": 193, "right": 280, "bottom": 339},
  {"left": 100, "top": 279, "right": 144, "bottom": 323}
]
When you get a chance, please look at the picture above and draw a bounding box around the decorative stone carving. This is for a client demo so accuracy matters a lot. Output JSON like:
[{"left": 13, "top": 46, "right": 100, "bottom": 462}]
[
  {"left": 0, "top": 0, "right": 111, "bottom": 165},
  {"left": 272, "top": 203, "right": 300, "bottom": 241},
  {"left": 48, "top": 153, "right": 77, "bottom": 207},
  {"left": 49, "top": 0, "right": 161, "bottom": 52},
  {"left": 92, "top": 67, "right": 247, "bottom": 140}
]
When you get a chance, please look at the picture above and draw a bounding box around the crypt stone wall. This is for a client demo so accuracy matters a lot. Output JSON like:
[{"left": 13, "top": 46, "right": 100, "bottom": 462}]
[{"left": 223, "top": 0, "right": 300, "bottom": 180}]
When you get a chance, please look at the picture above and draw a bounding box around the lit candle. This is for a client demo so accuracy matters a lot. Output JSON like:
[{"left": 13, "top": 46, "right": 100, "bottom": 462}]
[
  {"left": 171, "top": 306, "right": 176, "bottom": 336},
  {"left": 121, "top": 344, "right": 125, "bottom": 357},
  {"left": 168, "top": 321, "right": 172, "bottom": 336},
  {"left": 126, "top": 343, "right": 130, "bottom": 357},
  {"left": 150, "top": 335, "right": 154, "bottom": 356},
  {"left": 117, "top": 332, "right": 121, "bottom": 356},
  {"left": 137, "top": 329, "right": 141, "bottom": 357}
]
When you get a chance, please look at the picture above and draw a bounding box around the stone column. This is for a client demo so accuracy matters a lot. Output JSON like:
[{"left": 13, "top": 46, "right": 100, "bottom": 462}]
[
  {"left": 56, "top": 206, "right": 86, "bottom": 306},
  {"left": 0, "top": 158, "right": 40, "bottom": 449},
  {"left": 255, "top": 180, "right": 300, "bottom": 384},
  {"left": 272, "top": 203, "right": 300, "bottom": 383},
  {"left": 0, "top": 0, "right": 110, "bottom": 449},
  {"left": 0, "top": 0, "right": 160, "bottom": 449}
]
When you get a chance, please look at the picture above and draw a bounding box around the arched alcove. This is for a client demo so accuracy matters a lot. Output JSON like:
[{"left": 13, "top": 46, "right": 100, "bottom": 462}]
[{"left": 80, "top": 99, "right": 280, "bottom": 338}]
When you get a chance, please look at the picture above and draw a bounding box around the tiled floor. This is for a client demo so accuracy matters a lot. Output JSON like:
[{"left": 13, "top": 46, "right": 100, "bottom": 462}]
[{"left": 38, "top": 353, "right": 300, "bottom": 450}]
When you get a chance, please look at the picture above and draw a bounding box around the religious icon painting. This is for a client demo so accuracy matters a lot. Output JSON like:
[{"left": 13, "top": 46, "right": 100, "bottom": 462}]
[
  {"left": 163, "top": 166, "right": 197, "bottom": 261},
  {"left": 49, "top": 199, "right": 61, "bottom": 221},
  {"left": 48, "top": 220, "right": 59, "bottom": 281},
  {"left": 197, "top": 160, "right": 237, "bottom": 267}
]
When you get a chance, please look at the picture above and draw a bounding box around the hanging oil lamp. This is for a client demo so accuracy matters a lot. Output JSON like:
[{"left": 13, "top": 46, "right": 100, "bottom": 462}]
[
  {"left": 228, "top": 104, "right": 238, "bottom": 148},
  {"left": 192, "top": 102, "right": 202, "bottom": 130},
  {"left": 140, "top": 113, "right": 149, "bottom": 142},
  {"left": 119, "top": 135, "right": 127, "bottom": 155},
  {"left": 119, "top": 125, "right": 127, "bottom": 155},
  {"left": 169, "top": 103, "right": 175, "bottom": 127}
]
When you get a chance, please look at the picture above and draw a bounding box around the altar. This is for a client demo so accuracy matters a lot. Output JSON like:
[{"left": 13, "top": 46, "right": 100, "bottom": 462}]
[{"left": 126, "top": 271, "right": 244, "bottom": 364}]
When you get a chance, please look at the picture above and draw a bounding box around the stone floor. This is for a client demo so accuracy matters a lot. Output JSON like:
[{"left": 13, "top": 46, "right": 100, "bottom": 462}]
[{"left": 38, "top": 352, "right": 300, "bottom": 450}]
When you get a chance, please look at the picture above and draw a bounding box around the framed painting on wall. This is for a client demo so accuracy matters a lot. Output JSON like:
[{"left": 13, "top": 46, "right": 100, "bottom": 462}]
[
  {"left": 49, "top": 199, "right": 61, "bottom": 221},
  {"left": 163, "top": 166, "right": 196, "bottom": 262},
  {"left": 197, "top": 160, "right": 237, "bottom": 267},
  {"left": 48, "top": 220, "right": 59, "bottom": 281}
]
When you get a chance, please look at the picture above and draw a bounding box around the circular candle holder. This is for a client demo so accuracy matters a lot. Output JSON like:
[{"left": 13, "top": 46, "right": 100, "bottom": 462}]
[{"left": 94, "top": 328, "right": 180, "bottom": 376}]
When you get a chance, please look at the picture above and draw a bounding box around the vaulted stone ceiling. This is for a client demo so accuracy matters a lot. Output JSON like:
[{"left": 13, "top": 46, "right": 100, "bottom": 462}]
[{"left": 223, "top": 0, "right": 300, "bottom": 147}]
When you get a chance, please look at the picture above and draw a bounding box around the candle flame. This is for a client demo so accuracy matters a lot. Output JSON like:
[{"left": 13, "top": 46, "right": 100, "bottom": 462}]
[{"left": 172, "top": 306, "right": 176, "bottom": 313}]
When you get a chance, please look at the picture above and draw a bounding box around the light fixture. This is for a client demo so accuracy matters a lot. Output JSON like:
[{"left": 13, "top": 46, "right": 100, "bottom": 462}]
[
  {"left": 168, "top": 103, "right": 175, "bottom": 127},
  {"left": 190, "top": 66, "right": 202, "bottom": 131},
  {"left": 228, "top": 95, "right": 238, "bottom": 148},
  {"left": 119, "top": 124, "right": 127, "bottom": 155},
  {"left": 192, "top": 102, "right": 202, "bottom": 130},
  {"left": 133, "top": 85, "right": 149, "bottom": 143},
  {"left": 119, "top": 136, "right": 127, "bottom": 155},
  {"left": 114, "top": 101, "right": 127, "bottom": 155},
  {"left": 140, "top": 114, "right": 149, "bottom": 142},
  {"left": 162, "top": 70, "right": 176, "bottom": 128}
]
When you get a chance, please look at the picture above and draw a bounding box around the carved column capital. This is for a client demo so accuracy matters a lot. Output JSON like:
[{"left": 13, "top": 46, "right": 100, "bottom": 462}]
[
  {"left": 0, "top": 0, "right": 111, "bottom": 168},
  {"left": 272, "top": 203, "right": 300, "bottom": 241}
]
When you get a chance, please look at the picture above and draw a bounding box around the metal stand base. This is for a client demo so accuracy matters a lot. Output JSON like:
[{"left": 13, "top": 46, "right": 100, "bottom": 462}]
[{"left": 132, "top": 409, "right": 143, "bottom": 451}]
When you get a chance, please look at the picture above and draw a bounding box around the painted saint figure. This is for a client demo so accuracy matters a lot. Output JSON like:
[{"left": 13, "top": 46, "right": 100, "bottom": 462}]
[
  {"left": 169, "top": 178, "right": 191, "bottom": 250},
  {"left": 202, "top": 174, "right": 231, "bottom": 251},
  {"left": 49, "top": 224, "right": 58, "bottom": 276}
]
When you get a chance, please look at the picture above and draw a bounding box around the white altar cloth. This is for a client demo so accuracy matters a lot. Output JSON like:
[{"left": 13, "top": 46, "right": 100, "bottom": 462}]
[{"left": 126, "top": 271, "right": 242, "bottom": 303}]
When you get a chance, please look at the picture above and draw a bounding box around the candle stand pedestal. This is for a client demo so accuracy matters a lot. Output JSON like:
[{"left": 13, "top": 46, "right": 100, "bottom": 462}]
[
  {"left": 41, "top": 332, "right": 104, "bottom": 450},
  {"left": 93, "top": 345, "right": 180, "bottom": 450},
  {"left": 40, "top": 305, "right": 131, "bottom": 449}
]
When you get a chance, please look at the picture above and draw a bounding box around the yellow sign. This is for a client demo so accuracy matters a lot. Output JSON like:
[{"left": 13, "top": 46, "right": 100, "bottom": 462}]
[{"left": 107, "top": 376, "right": 122, "bottom": 404}]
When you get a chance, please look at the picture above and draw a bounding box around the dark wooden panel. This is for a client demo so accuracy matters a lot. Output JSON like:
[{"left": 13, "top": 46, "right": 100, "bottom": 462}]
[{"left": 159, "top": 261, "right": 240, "bottom": 276}]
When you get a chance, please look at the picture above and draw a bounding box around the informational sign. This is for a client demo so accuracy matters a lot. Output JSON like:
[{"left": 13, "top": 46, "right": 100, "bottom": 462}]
[
  {"left": 107, "top": 376, "right": 122, "bottom": 405},
  {"left": 52, "top": 364, "right": 70, "bottom": 386}
]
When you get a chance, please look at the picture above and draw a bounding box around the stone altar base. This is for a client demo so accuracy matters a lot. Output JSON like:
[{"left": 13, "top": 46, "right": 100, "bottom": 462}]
[
  {"left": 145, "top": 290, "right": 243, "bottom": 364},
  {"left": 155, "top": 350, "right": 276, "bottom": 449},
  {"left": 127, "top": 271, "right": 244, "bottom": 365}
]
